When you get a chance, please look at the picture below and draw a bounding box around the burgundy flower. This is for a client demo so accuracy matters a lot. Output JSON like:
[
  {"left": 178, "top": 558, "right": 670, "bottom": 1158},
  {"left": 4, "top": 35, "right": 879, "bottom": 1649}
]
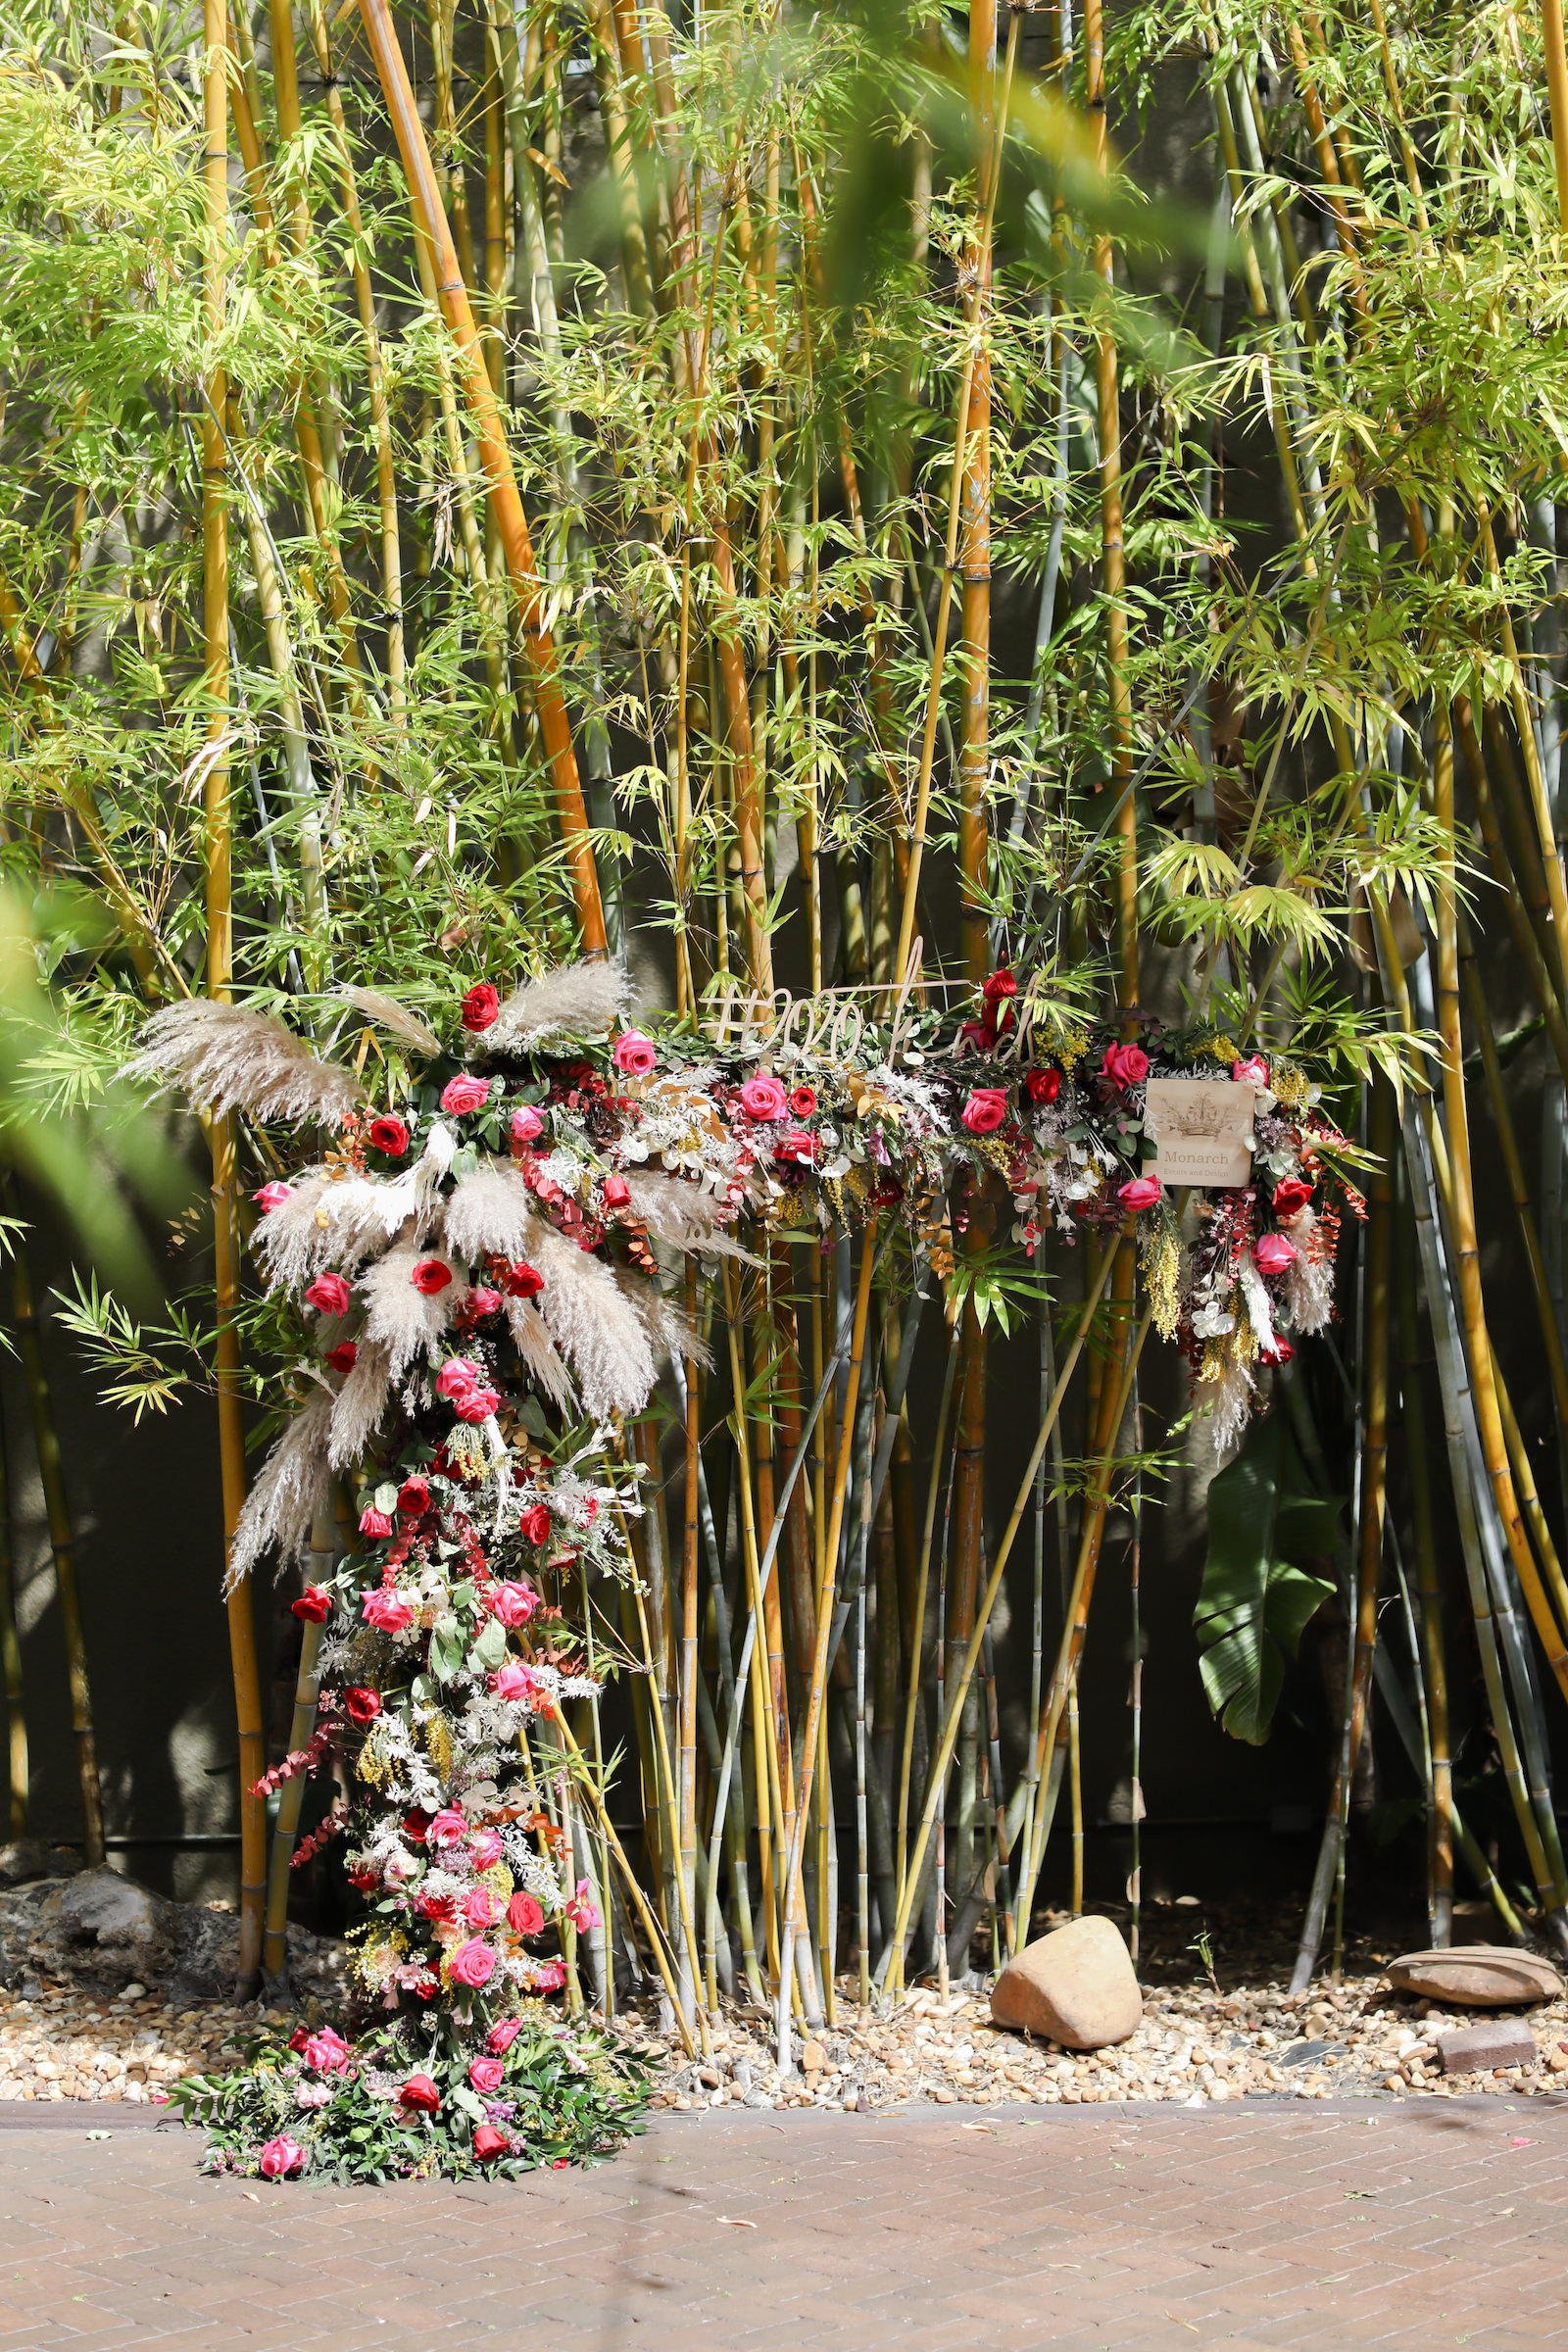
[{"left": 324, "top": 1342, "right": 358, "bottom": 1375}]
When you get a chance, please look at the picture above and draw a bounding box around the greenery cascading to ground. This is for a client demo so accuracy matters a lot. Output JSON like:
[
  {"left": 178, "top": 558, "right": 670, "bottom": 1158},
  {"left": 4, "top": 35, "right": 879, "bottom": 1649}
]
[{"left": 4, "top": 0, "right": 1568, "bottom": 2078}]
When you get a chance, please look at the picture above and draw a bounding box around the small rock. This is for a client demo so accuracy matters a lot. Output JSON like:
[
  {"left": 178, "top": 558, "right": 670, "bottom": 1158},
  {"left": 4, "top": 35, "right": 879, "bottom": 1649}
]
[
  {"left": 1383, "top": 1946, "right": 1563, "bottom": 2010},
  {"left": 1436, "top": 2020, "right": 1538, "bottom": 2075},
  {"left": 0, "top": 1843, "right": 82, "bottom": 1886},
  {"left": 801, "top": 2038, "right": 825, "bottom": 2075},
  {"left": 990, "top": 1916, "right": 1142, "bottom": 2050}
]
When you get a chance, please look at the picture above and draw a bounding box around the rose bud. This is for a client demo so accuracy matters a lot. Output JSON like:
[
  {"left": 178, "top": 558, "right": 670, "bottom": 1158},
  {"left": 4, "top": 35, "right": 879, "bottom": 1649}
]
[
  {"left": 510, "top": 1104, "right": 544, "bottom": 1146},
  {"left": 472, "top": 2124, "right": 509, "bottom": 2161},
  {"left": 602, "top": 1174, "right": 631, "bottom": 1209},
  {"left": 397, "top": 1475, "right": 430, "bottom": 1516},
  {"left": 504, "top": 1259, "right": 544, "bottom": 1300},
  {"left": 358, "top": 1506, "right": 394, "bottom": 1540},
  {"left": 324, "top": 1342, "right": 358, "bottom": 1376},
  {"left": 254, "top": 1182, "right": 293, "bottom": 1214}
]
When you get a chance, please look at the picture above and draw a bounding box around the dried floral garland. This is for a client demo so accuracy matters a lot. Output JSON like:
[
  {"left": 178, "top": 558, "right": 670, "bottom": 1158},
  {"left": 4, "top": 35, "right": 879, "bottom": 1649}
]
[{"left": 129, "top": 958, "right": 1357, "bottom": 2176}]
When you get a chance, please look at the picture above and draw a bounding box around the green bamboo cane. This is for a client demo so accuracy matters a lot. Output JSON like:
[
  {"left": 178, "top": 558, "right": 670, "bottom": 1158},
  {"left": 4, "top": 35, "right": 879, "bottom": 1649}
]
[{"left": 0, "top": 1383, "right": 24, "bottom": 1837}]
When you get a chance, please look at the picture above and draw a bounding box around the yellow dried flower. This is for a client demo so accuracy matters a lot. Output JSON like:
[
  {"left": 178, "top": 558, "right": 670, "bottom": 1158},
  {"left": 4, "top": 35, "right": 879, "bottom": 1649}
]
[
  {"left": 424, "top": 1711, "right": 455, "bottom": 1785},
  {"left": 1272, "top": 1062, "right": 1309, "bottom": 1110},
  {"left": 1056, "top": 1028, "right": 1092, "bottom": 1073},
  {"left": 356, "top": 1728, "right": 389, "bottom": 1788},
  {"left": 1141, "top": 1227, "right": 1182, "bottom": 1343},
  {"left": 1204, "top": 1034, "right": 1239, "bottom": 1063}
]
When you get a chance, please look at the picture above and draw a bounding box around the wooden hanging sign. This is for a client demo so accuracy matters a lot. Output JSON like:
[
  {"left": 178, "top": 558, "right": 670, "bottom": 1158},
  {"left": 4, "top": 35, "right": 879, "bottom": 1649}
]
[{"left": 1144, "top": 1078, "right": 1256, "bottom": 1188}]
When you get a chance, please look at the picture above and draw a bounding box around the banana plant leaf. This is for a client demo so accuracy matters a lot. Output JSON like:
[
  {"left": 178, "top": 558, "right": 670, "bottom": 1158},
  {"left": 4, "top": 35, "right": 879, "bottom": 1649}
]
[{"left": 1194, "top": 1410, "right": 1338, "bottom": 1744}]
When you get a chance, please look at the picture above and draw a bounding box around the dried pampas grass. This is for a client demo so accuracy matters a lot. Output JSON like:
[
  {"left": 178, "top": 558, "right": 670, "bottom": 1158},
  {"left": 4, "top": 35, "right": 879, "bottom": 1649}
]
[
  {"left": 532, "top": 1227, "right": 656, "bottom": 1419},
  {"left": 335, "top": 985, "right": 442, "bottom": 1058},
  {"left": 225, "top": 1388, "right": 334, "bottom": 1592},
  {"left": 484, "top": 960, "right": 627, "bottom": 1053},
  {"left": 1282, "top": 1209, "right": 1333, "bottom": 1333},
  {"left": 613, "top": 1266, "right": 710, "bottom": 1371},
  {"left": 129, "top": 1002, "right": 363, "bottom": 1128},
  {"left": 621, "top": 1170, "right": 752, "bottom": 1258},
  {"left": 330, "top": 1338, "right": 394, "bottom": 1469},
  {"left": 504, "top": 1298, "right": 577, "bottom": 1413},
  {"left": 360, "top": 1245, "right": 458, "bottom": 1377},
  {"left": 442, "top": 1159, "right": 540, "bottom": 1263}
]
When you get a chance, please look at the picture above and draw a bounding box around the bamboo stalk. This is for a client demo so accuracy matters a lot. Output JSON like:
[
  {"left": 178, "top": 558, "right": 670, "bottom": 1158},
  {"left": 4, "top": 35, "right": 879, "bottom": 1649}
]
[
  {"left": 261, "top": 1525, "right": 328, "bottom": 1982},
  {"left": 0, "top": 1385, "right": 24, "bottom": 1837},
  {"left": 1396, "top": 1186, "right": 1451, "bottom": 1945}
]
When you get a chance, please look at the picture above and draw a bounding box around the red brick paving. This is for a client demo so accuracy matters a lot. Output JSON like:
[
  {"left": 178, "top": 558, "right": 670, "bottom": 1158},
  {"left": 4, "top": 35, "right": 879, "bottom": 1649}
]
[{"left": 0, "top": 2097, "right": 1561, "bottom": 2348}]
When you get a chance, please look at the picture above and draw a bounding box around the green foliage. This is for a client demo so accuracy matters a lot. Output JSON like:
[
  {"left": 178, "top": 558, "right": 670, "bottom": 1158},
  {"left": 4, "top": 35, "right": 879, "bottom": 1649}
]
[{"left": 1193, "top": 1411, "right": 1338, "bottom": 1745}]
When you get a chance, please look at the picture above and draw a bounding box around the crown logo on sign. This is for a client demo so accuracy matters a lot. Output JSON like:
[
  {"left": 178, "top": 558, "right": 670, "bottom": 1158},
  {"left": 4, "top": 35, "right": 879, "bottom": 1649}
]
[{"left": 1162, "top": 1089, "right": 1228, "bottom": 1140}]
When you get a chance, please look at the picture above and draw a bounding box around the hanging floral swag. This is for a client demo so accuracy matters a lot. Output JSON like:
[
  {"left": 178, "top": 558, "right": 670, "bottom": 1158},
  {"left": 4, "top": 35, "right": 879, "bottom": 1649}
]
[{"left": 129, "top": 957, "right": 1359, "bottom": 2180}]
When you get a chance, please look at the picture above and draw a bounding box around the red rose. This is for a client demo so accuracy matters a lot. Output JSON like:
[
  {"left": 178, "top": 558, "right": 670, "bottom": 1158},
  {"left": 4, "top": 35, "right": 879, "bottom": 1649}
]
[
  {"left": 440, "top": 1074, "right": 491, "bottom": 1116},
  {"left": 324, "top": 1342, "right": 358, "bottom": 1376},
  {"left": 403, "top": 1808, "right": 432, "bottom": 1841},
  {"left": 1025, "top": 1068, "right": 1061, "bottom": 1105},
  {"left": 411, "top": 1258, "right": 453, "bottom": 1296},
  {"left": 602, "top": 1174, "right": 631, "bottom": 1209},
  {"left": 503, "top": 1259, "right": 544, "bottom": 1300},
  {"left": 519, "top": 1503, "right": 552, "bottom": 1546},
  {"left": 305, "top": 1271, "right": 351, "bottom": 1317},
  {"left": 400, "top": 2072, "right": 440, "bottom": 2113},
  {"left": 462, "top": 983, "right": 501, "bottom": 1034},
  {"left": 982, "top": 967, "right": 1018, "bottom": 1007},
  {"left": 287, "top": 2027, "right": 310, "bottom": 2053},
  {"left": 368, "top": 1114, "right": 409, "bottom": 1157},
  {"left": 415, "top": 1888, "right": 457, "bottom": 1926},
  {"left": 788, "top": 1085, "right": 816, "bottom": 1117},
  {"left": 343, "top": 1687, "right": 381, "bottom": 1726},
  {"left": 359, "top": 1506, "right": 393, "bottom": 1540},
  {"left": 472, "top": 2124, "right": 509, "bottom": 2161},
  {"left": 507, "top": 1890, "right": 545, "bottom": 1936},
  {"left": 292, "top": 1588, "right": 331, "bottom": 1623},
  {"left": 774, "top": 1128, "right": 817, "bottom": 1165},
  {"left": 1273, "top": 1178, "right": 1313, "bottom": 1218},
  {"left": 398, "top": 1475, "right": 429, "bottom": 1516},
  {"left": 1259, "top": 1338, "right": 1296, "bottom": 1366},
  {"left": 468, "top": 2055, "right": 506, "bottom": 2095}
]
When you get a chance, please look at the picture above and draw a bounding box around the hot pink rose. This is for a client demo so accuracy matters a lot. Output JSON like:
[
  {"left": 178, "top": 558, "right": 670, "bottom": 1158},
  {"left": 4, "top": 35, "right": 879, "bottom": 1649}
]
[
  {"left": 302, "top": 2027, "right": 352, "bottom": 2074},
  {"left": 1253, "top": 1233, "right": 1298, "bottom": 1274},
  {"left": 255, "top": 1182, "right": 293, "bottom": 1214},
  {"left": 1117, "top": 1175, "right": 1163, "bottom": 1213},
  {"left": 258, "top": 2133, "right": 306, "bottom": 2179},
  {"left": 602, "top": 1173, "right": 631, "bottom": 1208},
  {"left": 400, "top": 2073, "right": 439, "bottom": 2113},
  {"left": 565, "top": 1878, "right": 600, "bottom": 1934},
  {"left": 1101, "top": 1041, "right": 1151, "bottom": 1090},
  {"left": 426, "top": 1807, "right": 468, "bottom": 1848},
  {"left": 961, "top": 1087, "right": 1009, "bottom": 1136},
  {"left": 462, "top": 1886, "right": 499, "bottom": 1930},
  {"left": 1232, "top": 1055, "right": 1269, "bottom": 1086},
  {"left": 738, "top": 1073, "right": 789, "bottom": 1122},
  {"left": 453, "top": 1385, "right": 501, "bottom": 1424},
  {"left": 489, "top": 1580, "right": 538, "bottom": 1628},
  {"left": 305, "top": 1271, "right": 351, "bottom": 1317},
  {"left": 358, "top": 1507, "right": 393, "bottom": 1540},
  {"left": 435, "top": 1357, "right": 480, "bottom": 1400},
  {"left": 440, "top": 1074, "right": 492, "bottom": 1116},
  {"left": 487, "top": 2016, "right": 524, "bottom": 2054},
  {"left": 467, "top": 1287, "right": 502, "bottom": 1318},
  {"left": 462, "top": 983, "right": 501, "bottom": 1033},
  {"left": 774, "top": 1128, "right": 817, "bottom": 1164},
  {"left": 472, "top": 2123, "right": 509, "bottom": 2160},
  {"left": 612, "top": 1030, "right": 658, "bottom": 1078},
  {"left": 448, "top": 1937, "right": 497, "bottom": 1989},
  {"left": 532, "top": 1959, "right": 567, "bottom": 1992},
  {"left": 362, "top": 1590, "right": 415, "bottom": 1634},
  {"left": 468, "top": 2055, "right": 506, "bottom": 2095},
  {"left": 468, "top": 1829, "right": 505, "bottom": 1871},
  {"left": 510, "top": 1104, "right": 544, "bottom": 1145},
  {"left": 494, "top": 1660, "right": 541, "bottom": 1703},
  {"left": 411, "top": 1257, "right": 453, "bottom": 1296},
  {"left": 507, "top": 1890, "right": 545, "bottom": 1936}
]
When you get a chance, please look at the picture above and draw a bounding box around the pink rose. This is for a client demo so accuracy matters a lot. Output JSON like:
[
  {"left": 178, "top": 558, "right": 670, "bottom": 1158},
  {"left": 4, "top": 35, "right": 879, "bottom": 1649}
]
[
  {"left": 738, "top": 1073, "right": 789, "bottom": 1122},
  {"left": 1117, "top": 1175, "right": 1163, "bottom": 1213},
  {"left": 436, "top": 1356, "right": 480, "bottom": 1400},
  {"left": 411, "top": 1257, "right": 453, "bottom": 1296},
  {"left": 532, "top": 1959, "right": 567, "bottom": 1992},
  {"left": 774, "top": 1128, "right": 817, "bottom": 1165},
  {"left": 255, "top": 1182, "right": 293, "bottom": 1214},
  {"left": 487, "top": 2016, "right": 524, "bottom": 2055},
  {"left": 448, "top": 1937, "right": 497, "bottom": 1989},
  {"left": 507, "top": 1890, "right": 545, "bottom": 1936},
  {"left": 462, "top": 1886, "right": 499, "bottom": 1930},
  {"left": 468, "top": 2055, "right": 506, "bottom": 2095},
  {"left": 612, "top": 1030, "right": 658, "bottom": 1078},
  {"left": 453, "top": 1385, "right": 501, "bottom": 1424},
  {"left": 565, "top": 1879, "right": 600, "bottom": 1934},
  {"left": 305, "top": 1271, "right": 351, "bottom": 1317},
  {"left": 1253, "top": 1233, "right": 1298, "bottom": 1274},
  {"left": 362, "top": 1590, "right": 415, "bottom": 1634},
  {"left": 961, "top": 1087, "right": 1009, "bottom": 1136},
  {"left": 602, "top": 1174, "right": 631, "bottom": 1209},
  {"left": 510, "top": 1104, "right": 544, "bottom": 1146},
  {"left": 1101, "top": 1041, "right": 1151, "bottom": 1091},
  {"left": 467, "top": 1287, "right": 502, "bottom": 1318},
  {"left": 489, "top": 1580, "right": 538, "bottom": 1628},
  {"left": 1232, "top": 1055, "right": 1269, "bottom": 1086},
  {"left": 462, "top": 983, "right": 501, "bottom": 1034},
  {"left": 494, "top": 1660, "right": 541, "bottom": 1703},
  {"left": 440, "top": 1074, "right": 492, "bottom": 1116},
  {"left": 472, "top": 2123, "right": 509, "bottom": 2160},
  {"left": 358, "top": 1507, "right": 394, "bottom": 1540},
  {"left": 426, "top": 1807, "right": 468, "bottom": 1848},
  {"left": 400, "top": 2073, "right": 439, "bottom": 2113},
  {"left": 258, "top": 2133, "right": 306, "bottom": 2179},
  {"left": 469, "top": 1829, "right": 505, "bottom": 1871},
  {"left": 302, "top": 2027, "right": 352, "bottom": 2074}
]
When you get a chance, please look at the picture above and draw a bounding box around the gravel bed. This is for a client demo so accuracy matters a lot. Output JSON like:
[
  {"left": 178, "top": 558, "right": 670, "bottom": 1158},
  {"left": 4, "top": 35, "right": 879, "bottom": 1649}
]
[{"left": 0, "top": 1983, "right": 286, "bottom": 2105}]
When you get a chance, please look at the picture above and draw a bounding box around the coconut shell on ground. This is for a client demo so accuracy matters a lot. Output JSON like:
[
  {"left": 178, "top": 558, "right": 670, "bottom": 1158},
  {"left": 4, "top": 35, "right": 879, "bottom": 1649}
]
[
  {"left": 1380, "top": 1945, "right": 1564, "bottom": 2008},
  {"left": 990, "top": 1915, "right": 1143, "bottom": 2049}
]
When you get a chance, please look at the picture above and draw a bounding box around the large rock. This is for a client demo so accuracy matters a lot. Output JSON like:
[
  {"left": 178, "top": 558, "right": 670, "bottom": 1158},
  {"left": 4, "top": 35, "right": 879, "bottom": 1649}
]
[
  {"left": 990, "top": 1915, "right": 1143, "bottom": 2049},
  {"left": 0, "top": 1865, "right": 346, "bottom": 2007},
  {"left": 1381, "top": 1945, "right": 1563, "bottom": 2009}
]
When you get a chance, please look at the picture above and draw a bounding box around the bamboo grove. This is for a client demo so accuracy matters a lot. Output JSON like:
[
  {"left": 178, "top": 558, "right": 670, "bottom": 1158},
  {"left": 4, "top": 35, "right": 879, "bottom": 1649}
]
[{"left": 6, "top": 0, "right": 1568, "bottom": 2042}]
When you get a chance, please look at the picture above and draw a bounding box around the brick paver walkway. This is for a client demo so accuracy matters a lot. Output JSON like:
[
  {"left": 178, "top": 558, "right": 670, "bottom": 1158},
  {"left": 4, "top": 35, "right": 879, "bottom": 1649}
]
[{"left": 0, "top": 2097, "right": 1560, "bottom": 2348}]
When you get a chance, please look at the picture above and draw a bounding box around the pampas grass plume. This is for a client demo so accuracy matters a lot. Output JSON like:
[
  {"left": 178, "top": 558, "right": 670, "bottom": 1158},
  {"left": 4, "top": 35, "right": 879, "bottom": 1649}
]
[
  {"left": 226, "top": 1387, "right": 333, "bottom": 1591},
  {"left": 129, "top": 1002, "right": 363, "bottom": 1127},
  {"left": 485, "top": 960, "right": 628, "bottom": 1052}
]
